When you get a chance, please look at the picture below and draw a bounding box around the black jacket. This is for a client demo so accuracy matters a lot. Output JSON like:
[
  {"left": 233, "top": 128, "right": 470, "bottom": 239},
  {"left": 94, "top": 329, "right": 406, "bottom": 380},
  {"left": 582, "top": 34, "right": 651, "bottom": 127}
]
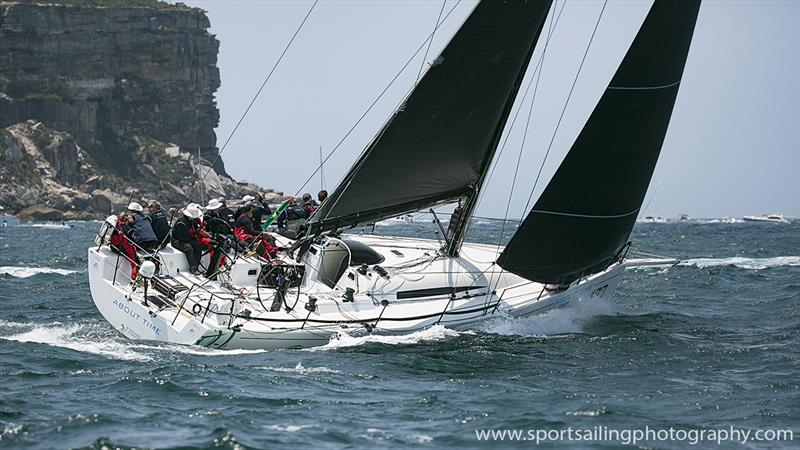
[
  {"left": 235, "top": 213, "right": 259, "bottom": 237},
  {"left": 148, "top": 209, "right": 170, "bottom": 244},
  {"left": 125, "top": 211, "right": 157, "bottom": 244},
  {"left": 171, "top": 216, "right": 197, "bottom": 244},
  {"left": 219, "top": 206, "right": 235, "bottom": 230}
]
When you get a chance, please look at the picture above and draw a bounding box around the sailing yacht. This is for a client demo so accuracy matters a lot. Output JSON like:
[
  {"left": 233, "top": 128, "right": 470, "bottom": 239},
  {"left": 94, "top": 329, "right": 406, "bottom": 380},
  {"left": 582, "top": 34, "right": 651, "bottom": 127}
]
[{"left": 87, "top": 0, "right": 701, "bottom": 350}]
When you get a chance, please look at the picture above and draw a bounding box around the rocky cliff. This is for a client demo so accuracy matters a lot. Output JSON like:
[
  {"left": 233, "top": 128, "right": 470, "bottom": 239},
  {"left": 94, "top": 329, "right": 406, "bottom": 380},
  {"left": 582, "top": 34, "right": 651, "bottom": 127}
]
[{"left": 0, "top": 0, "right": 272, "bottom": 220}]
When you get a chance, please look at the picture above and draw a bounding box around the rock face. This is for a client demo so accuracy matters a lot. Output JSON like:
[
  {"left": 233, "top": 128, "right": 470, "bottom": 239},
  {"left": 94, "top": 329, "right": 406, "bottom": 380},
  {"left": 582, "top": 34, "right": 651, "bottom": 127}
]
[{"left": 0, "top": 1, "right": 278, "bottom": 219}]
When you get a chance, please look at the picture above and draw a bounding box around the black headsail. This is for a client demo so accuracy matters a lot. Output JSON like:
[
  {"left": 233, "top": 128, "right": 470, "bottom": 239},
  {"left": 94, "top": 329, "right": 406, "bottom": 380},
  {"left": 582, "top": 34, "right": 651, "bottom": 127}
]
[
  {"left": 306, "top": 0, "right": 553, "bottom": 239},
  {"left": 497, "top": 0, "right": 701, "bottom": 285}
]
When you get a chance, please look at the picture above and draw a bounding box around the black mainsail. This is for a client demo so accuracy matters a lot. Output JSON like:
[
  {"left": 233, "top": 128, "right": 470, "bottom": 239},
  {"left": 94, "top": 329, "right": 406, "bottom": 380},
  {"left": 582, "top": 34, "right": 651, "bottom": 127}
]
[
  {"left": 497, "top": 0, "right": 701, "bottom": 285},
  {"left": 306, "top": 0, "right": 553, "bottom": 238}
]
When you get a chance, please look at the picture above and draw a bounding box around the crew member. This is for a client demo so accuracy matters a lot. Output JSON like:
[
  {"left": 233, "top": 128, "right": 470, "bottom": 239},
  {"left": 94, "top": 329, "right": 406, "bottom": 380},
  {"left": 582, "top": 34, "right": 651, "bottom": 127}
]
[
  {"left": 302, "top": 193, "right": 318, "bottom": 215},
  {"left": 124, "top": 202, "right": 158, "bottom": 252},
  {"left": 275, "top": 196, "right": 307, "bottom": 238},
  {"left": 171, "top": 204, "right": 209, "bottom": 275},
  {"left": 110, "top": 212, "right": 139, "bottom": 280},
  {"left": 252, "top": 193, "right": 272, "bottom": 229},
  {"left": 216, "top": 197, "right": 236, "bottom": 231},
  {"left": 146, "top": 200, "right": 170, "bottom": 247},
  {"left": 204, "top": 199, "right": 233, "bottom": 236},
  {"left": 317, "top": 190, "right": 328, "bottom": 203},
  {"left": 235, "top": 202, "right": 278, "bottom": 258}
]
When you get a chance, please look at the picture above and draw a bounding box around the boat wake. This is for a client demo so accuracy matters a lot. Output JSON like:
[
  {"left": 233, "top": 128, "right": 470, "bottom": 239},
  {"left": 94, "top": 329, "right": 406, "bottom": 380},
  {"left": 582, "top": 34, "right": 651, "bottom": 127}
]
[
  {"left": 0, "top": 320, "right": 267, "bottom": 361},
  {"left": 631, "top": 256, "right": 800, "bottom": 272},
  {"left": 0, "top": 266, "right": 78, "bottom": 278},
  {"left": 473, "top": 297, "right": 615, "bottom": 337},
  {"left": 680, "top": 256, "right": 800, "bottom": 270},
  {"left": 1, "top": 322, "right": 151, "bottom": 362},
  {"left": 309, "top": 324, "right": 461, "bottom": 351}
]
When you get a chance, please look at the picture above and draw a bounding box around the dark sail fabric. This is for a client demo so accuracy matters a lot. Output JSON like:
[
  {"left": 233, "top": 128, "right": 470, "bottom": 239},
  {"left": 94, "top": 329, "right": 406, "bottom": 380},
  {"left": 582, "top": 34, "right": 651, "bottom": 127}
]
[
  {"left": 307, "top": 0, "right": 553, "bottom": 235},
  {"left": 497, "top": 0, "right": 701, "bottom": 285}
]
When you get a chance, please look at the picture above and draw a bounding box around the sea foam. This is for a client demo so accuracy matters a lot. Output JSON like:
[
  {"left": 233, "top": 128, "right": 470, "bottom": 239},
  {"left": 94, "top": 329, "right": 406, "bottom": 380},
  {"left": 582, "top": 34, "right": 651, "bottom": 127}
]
[
  {"left": 680, "top": 256, "right": 800, "bottom": 270},
  {"left": 0, "top": 266, "right": 77, "bottom": 278},
  {"left": 309, "top": 324, "right": 460, "bottom": 351},
  {"left": 474, "top": 297, "right": 615, "bottom": 337},
  {"left": 2, "top": 323, "right": 151, "bottom": 362}
]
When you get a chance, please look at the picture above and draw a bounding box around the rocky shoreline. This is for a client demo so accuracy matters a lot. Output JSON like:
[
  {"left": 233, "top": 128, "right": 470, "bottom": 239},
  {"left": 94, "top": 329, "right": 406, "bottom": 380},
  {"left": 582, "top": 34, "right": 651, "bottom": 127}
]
[{"left": 0, "top": 0, "right": 276, "bottom": 220}]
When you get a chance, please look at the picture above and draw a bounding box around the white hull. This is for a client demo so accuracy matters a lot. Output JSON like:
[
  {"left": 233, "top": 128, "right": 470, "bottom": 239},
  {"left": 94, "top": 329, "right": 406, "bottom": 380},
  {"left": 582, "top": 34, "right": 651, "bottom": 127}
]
[
  {"left": 87, "top": 234, "right": 669, "bottom": 350},
  {"left": 742, "top": 215, "right": 790, "bottom": 223}
]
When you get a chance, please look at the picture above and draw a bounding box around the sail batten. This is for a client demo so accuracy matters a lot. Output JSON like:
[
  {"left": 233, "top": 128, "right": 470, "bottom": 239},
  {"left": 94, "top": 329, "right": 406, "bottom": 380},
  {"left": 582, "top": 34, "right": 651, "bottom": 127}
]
[
  {"left": 497, "top": 0, "right": 701, "bottom": 285},
  {"left": 307, "top": 0, "right": 553, "bottom": 236},
  {"left": 530, "top": 208, "right": 640, "bottom": 220}
]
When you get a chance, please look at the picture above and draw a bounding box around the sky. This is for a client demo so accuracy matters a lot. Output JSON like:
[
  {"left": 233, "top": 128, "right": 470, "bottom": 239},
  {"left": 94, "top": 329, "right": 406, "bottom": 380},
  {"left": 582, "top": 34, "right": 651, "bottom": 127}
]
[{"left": 175, "top": 0, "right": 799, "bottom": 219}]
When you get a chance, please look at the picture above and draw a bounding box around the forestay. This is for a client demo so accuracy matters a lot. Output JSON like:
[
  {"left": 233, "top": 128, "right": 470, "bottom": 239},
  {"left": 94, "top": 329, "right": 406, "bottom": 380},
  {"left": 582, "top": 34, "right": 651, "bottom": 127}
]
[{"left": 497, "top": 0, "right": 702, "bottom": 285}]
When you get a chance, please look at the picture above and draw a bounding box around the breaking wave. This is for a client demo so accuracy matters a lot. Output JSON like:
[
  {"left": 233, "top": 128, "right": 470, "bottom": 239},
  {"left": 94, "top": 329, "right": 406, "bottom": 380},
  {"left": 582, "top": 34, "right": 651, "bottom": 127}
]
[
  {"left": 309, "top": 324, "right": 460, "bottom": 351},
  {"left": 263, "top": 362, "right": 341, "bottom": 374},
  {"left": 0, "top": 266, "right": 78, "bottom": 278},
  {"left": 474, "top": 297, "right": 615, "bottom": 337},
  {"left": 1, "top": 322, "right": 151, "bottom": 362},
  {"left": 0, "top": 320, "right": 268, "bottom": 361}
]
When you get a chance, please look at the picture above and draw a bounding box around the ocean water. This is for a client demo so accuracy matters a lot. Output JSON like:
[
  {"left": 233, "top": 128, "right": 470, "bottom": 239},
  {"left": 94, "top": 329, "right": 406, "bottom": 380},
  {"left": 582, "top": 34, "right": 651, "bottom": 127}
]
[{"left": 0, "top": 219, "right": 798, "bottom": 449}]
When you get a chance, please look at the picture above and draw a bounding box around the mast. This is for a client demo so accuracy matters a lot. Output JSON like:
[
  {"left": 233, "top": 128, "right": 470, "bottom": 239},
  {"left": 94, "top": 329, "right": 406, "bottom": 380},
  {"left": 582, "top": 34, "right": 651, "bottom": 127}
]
[{"left": 444, "top": 1, "right": 552, "bottom": 256}]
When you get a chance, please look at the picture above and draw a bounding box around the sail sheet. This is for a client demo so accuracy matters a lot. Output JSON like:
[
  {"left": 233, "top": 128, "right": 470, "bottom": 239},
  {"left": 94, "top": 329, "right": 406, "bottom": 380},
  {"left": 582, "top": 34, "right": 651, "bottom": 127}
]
[
  {"left": 307, "top": 0, "right": 553, "bottom": 235},
  {"left": 497, "top": 0, "right": 701, "bottom": 285}
]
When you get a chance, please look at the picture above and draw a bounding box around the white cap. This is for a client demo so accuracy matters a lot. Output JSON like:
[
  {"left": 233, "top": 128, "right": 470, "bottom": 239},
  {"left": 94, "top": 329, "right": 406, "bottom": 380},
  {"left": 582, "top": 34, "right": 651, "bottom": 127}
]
[
  {"left": 205, "top": 198, "right": 223, "bottom": 211},
  {"left": 127, "top": 202, "right": 143, "bottom": 212},
  {"left": 242, "top": 195, "right": 255, "bottom": 202},
  {"left": 183, "top": 204, "right": 204, "bottom": 219}
]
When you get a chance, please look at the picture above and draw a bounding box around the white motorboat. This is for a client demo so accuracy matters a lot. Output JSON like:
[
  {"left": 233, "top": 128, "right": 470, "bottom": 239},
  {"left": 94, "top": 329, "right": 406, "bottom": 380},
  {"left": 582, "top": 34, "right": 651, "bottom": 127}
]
[
  {"left": 376, "top": 214, "right": 415, "bottom": 226},
  {"left": 87, "top": 0, "right": 700, "bottom": 350},
  {"left": 642, "top": 215, "right": 668, "bottom": 224},
  {"left": 743, "top": 214, "right": 790, "bottom": 223}
]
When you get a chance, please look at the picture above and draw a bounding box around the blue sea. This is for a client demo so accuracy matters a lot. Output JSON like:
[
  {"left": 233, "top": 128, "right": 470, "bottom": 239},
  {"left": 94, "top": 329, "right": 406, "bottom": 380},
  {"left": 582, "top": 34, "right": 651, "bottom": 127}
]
[{"left": 0, "top": 218, "right": 798, "bottom": 449}]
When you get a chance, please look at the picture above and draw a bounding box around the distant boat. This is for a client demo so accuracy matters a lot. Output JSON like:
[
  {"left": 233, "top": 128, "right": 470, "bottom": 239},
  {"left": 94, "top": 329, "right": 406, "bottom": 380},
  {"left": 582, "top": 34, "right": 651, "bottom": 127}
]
[
  {"left": 644, "top": 215, "right": 668, "bottom": 224},
  {"left": 678, "top": 213, "right": 690, "bottom": 221},
  {"left": 376, "top": 214, "right": 414, "bottom": 226},
  {"left": 743, "top": 214, "right": 790, "bottom": 223}
]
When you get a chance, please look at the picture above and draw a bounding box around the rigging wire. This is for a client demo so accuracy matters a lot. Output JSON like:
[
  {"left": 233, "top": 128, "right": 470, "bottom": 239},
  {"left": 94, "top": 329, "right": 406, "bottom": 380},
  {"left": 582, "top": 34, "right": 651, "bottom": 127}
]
[
  {"left": 471, "top": 0, "right": 568, "bottom": 220},
  {"left": 486, "top": 0, "right": 607, "bottom": 301},
  {"left": 293, "top": 0, "right": 466, "bottom": 198},
  {"left": 520, "top": 0, "right": 608, "bottom": 219},
  {"left": 416, "top": 0, "right": 447, "bottom": 83},
  {"left": 191, "top": 0, "right": 319, "bottom": 196},
  {"left": 484, "top": 0, "right": 562, "bottom": 306},
  {"left": 494, "top": 0, "right": 560, "bottom": 256}
]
